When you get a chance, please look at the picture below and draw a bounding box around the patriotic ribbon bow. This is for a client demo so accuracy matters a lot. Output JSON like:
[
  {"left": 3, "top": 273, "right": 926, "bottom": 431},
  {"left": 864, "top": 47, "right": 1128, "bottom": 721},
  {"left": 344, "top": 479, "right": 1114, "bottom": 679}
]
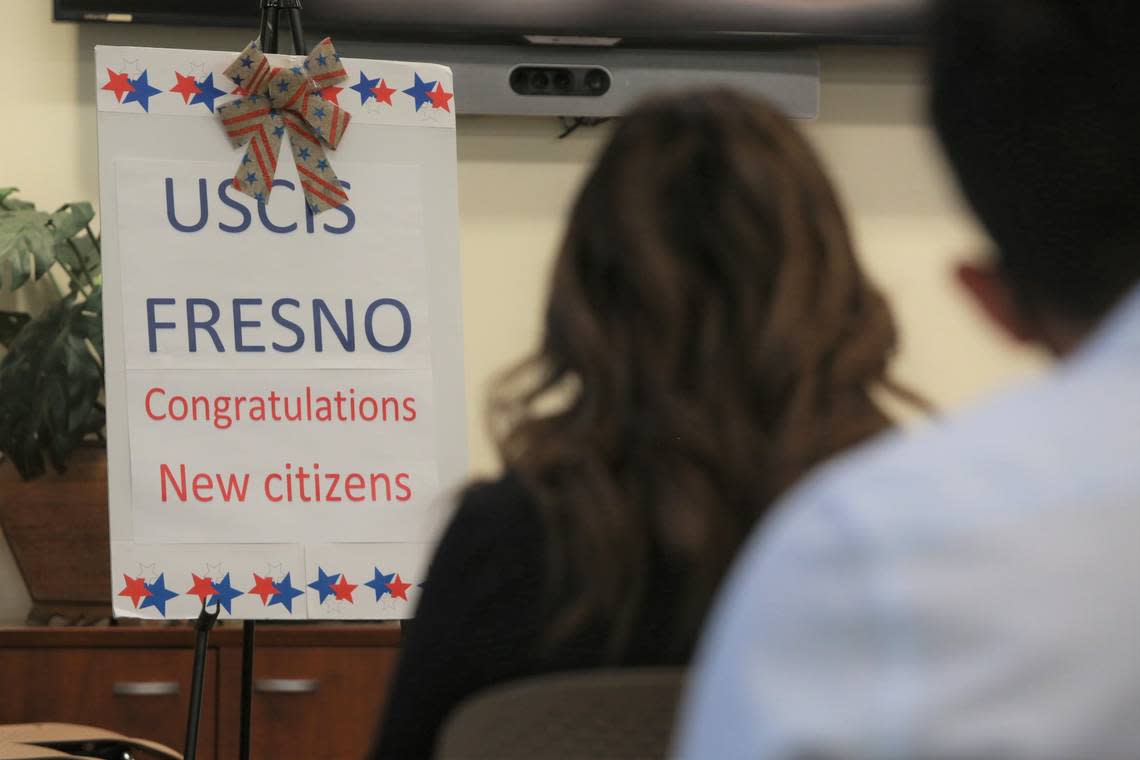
[{"left": 218, "top": 37, "right": 352, "bottom": 213}]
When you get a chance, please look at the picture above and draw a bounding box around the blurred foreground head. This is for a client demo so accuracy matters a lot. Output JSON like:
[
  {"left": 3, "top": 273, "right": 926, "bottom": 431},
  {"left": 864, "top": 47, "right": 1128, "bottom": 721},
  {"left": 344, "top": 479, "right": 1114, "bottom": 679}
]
[
  {"left": 494, "top": 89, "right": 913, "bottom": 656},
  {"left": 932, "top": 0, "right": 1140, "bottom": 328}
]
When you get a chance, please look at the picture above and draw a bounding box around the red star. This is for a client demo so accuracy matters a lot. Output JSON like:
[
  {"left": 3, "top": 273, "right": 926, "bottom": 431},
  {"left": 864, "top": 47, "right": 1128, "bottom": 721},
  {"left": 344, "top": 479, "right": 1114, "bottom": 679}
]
[
  {"left": 319, "top": 85, "right": 344, "bottom": 104},
  {"left": 250, "top": 573, "right": 280, "bottom": 605},
  {"left": 370, "top": 79, "right": 397, "bottom": 106},
  {"left": 428, "top": 82, "right": 454, "bottom": 113},
  {"left": 186, "top": 574, "right": 219, "bottom": 605},
  {"left": 118, "top": 574, "right": 152, "bottom": 608},
  {"left": 331, "top": 575, "right": 357, "bottom": 602},
  {"left": 102, "top": 69, "right": 135, "bottom": 102},
  {"left": 170, "top": 72, "right": 202, "bottom": 104},
  {"left": 386, "top": 574, "right": 412, "bottom": 601}
]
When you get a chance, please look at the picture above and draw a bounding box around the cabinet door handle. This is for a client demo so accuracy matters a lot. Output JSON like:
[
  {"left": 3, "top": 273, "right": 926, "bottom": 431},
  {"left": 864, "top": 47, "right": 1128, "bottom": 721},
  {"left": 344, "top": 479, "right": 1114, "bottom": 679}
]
[
  {"left": 113, "top": 681, "right": 181, "bottom": 697},
  {"left": 254, "top": 678, "right": 320, "bottom": 694}
]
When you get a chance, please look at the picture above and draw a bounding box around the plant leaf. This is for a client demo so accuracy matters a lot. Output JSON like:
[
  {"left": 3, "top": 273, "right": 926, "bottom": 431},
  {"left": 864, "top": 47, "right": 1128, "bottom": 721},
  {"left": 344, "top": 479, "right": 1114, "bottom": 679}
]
[
  {"left": 6, "top": 241, "right": 31, "bottom": 289},
  {"left": 54, "top": 234, "right": 102, "bottom": 284},
  {"left": 0, "top": 292, "right": 105, "bottom": 480},
  {"left": 0, "top": 310, "right": 31, "bottom": 347},
  {"left": 0, "top": 188, "right": 34, "bottom": 211},
  {"left": 0, "top": 191, "right": 103, "bottom": 480},
  {"left": 79, "top": 287, "right": 104, "bottom": 361},
  {"left": 0, "top": 208, "right": 55, "bottom": 289},
  {"left": 49, "top": 203, "right": 96, "bottom": 242}
]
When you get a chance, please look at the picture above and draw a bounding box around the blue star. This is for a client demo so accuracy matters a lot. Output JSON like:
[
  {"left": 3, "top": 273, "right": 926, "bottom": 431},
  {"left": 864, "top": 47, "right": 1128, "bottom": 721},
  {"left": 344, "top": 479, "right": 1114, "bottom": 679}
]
[
  {"left": 232, "top": 98, "right": 243, "bottom": 109},
  {"left": 242, "top": 154, "right": 252, "bottom": 165},
  {"left": 298, "top": 147, "right": 311, "bottom": 161},
  {"left": 403, "top": 73, "right": 436, "bottom": 111},
  {"left": 268, "top": 572, "right": 304, "bottom": 613},
  {"left": 241, "top": 54, "right": 254, "bottom": 68},
  {"left": 303, "top": 60, "right": 310, "bottom": 70},
  {"left": 190, "top": 73, "right": 226, "bottom": 112},
  {"left": 317, "top": 53, "right": 328, "bottom": 66},
  {"left": 232, "top": 73, "right": 244, "bottom": 86},
  {"left": 334, "top": 53, "right": 341, "bottom": 61},
  {"left": 139, "top": 573, "right": 178, "bottom": 616},
  {"left": 313, "top": 105, "right": 326, "bottom": 120},
  {"left": 277, "top": 80, "right": 290, "bottom": 93},
  {"left": 316, "top": 159, "right": 329, "bottom": 172},
  {"left": 350, "top": 71, "right": 381, "bottom": 105},
  {"left": 254, "top": 191, "right": 265, "bottom": 203},
  {"left": 274, "top": 124, "right": 286, "bottom": 138},
  {"left": 291, "top": 66, "right": 303, "bottom": 75},
  {"left": 245, "top": 171, "right": 257, "bottom": 184},
  {"left": 208, "top": 572, "right": 244, "bottom": 615},
  {"left": 121, "top": 70, "right": 162, "bottom": 112},
  {"left": 308, "top": 567, "right": 340, "bottom": 604},
  {"left": 364, "top": 567, "right": 395, "bottom": 602},
  {"left": 249, "top": 94, "right": 260, "bottom": 103}
]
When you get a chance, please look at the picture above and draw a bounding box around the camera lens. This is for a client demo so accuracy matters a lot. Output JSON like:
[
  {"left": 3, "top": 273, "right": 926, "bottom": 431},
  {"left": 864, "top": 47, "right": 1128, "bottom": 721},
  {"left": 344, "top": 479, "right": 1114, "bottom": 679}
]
[
  {"left": 584, "top": 69, "right": 610, "bottom": 94},
  {"left": 530, "top": 70, "right": 550, "bottom": 91},
  {"left": 553, "top": 71, "right": 572, "bottom": 91}
]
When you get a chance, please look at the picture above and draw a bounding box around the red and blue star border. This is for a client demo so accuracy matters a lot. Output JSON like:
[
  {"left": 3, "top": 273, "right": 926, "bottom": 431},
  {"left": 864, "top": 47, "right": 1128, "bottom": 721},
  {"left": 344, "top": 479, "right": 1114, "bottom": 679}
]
[
  {"left": 117, "top": 568, "right": 418, "bottom": 617},
  {"left": 101, "top": 65, "right": 453, "bottom": 115}
]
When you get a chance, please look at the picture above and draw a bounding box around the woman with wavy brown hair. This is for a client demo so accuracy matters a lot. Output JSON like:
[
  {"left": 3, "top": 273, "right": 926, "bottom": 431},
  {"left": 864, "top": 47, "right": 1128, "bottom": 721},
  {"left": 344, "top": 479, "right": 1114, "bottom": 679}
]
[{"left": 372, "top": 88, "right": 916, "bottom": 759}]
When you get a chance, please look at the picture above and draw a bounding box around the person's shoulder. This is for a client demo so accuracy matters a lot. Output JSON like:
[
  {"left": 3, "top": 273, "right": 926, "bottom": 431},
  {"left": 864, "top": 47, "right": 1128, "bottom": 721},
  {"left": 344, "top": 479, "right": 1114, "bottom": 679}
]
[
  {"left": 454, "top": 471, "right": 542, "bottom": 526},
  {"left": 441, "top": 471, "right": 546, "bottom": 554},
  {"left": 420, "top": 472, "right": 548, "bottom": 608},
  {"left": 459, "top": 471, "right": 536, "bottom": 510},
  {"left": 695, "top": 375, "right": 1077, "bottom": 667},
  {"left": 773, "top": 368, "right": 1098, "bottom": 541}
]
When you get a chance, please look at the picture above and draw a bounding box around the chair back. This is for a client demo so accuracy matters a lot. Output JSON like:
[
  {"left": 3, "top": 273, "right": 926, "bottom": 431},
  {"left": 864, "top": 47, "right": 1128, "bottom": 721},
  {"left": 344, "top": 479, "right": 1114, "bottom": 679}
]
[{"left": 435, "top": 667, "right": 686, "bottom": 760}]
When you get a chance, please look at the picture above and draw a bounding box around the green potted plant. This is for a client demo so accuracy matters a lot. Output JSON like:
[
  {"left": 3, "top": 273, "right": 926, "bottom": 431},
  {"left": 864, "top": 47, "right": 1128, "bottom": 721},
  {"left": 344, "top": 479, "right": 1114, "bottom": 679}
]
[{"left": 0, "top": 187, "right": 110, "bottom": 622}]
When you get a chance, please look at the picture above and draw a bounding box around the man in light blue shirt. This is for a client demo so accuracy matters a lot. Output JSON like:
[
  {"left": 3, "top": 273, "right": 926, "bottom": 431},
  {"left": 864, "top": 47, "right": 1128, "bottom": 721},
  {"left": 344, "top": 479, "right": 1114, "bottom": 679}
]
[{"left": 674, "top": 2, "right": 1140, "bottom": 758}]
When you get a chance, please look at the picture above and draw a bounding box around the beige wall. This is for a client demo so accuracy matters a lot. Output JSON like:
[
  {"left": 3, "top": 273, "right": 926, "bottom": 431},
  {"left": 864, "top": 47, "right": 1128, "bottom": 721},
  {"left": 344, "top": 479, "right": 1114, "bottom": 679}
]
[{"left": 0, "top": 1, "right": 1044, "bottom": 623}]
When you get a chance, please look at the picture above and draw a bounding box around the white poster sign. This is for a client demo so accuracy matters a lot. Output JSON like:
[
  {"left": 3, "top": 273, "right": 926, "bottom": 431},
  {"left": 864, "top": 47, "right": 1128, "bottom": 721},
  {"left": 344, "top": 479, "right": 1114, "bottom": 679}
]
[{"left": 96, "top": 44, "right": 466, "bottom": 620}]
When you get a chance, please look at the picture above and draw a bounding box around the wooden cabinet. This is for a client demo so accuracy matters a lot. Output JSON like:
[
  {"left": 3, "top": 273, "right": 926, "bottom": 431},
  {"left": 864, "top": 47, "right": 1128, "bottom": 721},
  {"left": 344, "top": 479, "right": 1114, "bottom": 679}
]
[
  {"left": 217, "top": 646, "right": 398, "bottom": 759},
  {"left": 0, "top": 647, "right": 217, "bottom": 755},
  {"left": 0, "top": 624, "right": 400, "bottom": 760}
]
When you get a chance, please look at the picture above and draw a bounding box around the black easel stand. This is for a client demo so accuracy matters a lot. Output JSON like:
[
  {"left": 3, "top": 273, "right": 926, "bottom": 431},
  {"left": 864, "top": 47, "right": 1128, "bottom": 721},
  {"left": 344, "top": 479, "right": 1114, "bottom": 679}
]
[
  {"left": 184, "top": 602, "right": 220, "bottom": 760},
  {"left": 259, "top": 0, "right": 307, "bottom": 56},
  {"left": 239, "top": 619, "right": 256, "bottom": 760},
  {"left": 182, "top": 8, "right": 309, "bottom": 760},
  {"left": 238, "top": 9, "right": 306, "bottom": 760}
]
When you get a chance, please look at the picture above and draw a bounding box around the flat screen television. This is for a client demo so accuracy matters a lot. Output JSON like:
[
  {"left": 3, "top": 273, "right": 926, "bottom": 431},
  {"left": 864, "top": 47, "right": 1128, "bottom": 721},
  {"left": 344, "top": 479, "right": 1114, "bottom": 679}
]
[
  {"left": 56, "top": 0, "right": 249, "bottom": 28},
  {"left": 54, "top": 0, "right": 929, "bottom": 47}
]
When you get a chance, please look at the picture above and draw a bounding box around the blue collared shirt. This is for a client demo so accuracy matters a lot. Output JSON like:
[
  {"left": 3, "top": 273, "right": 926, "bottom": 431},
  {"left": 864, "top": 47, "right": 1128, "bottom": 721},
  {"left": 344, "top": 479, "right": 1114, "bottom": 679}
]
[{"left": 673, "top": 284, "right": 1140, "bottom": 759}]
